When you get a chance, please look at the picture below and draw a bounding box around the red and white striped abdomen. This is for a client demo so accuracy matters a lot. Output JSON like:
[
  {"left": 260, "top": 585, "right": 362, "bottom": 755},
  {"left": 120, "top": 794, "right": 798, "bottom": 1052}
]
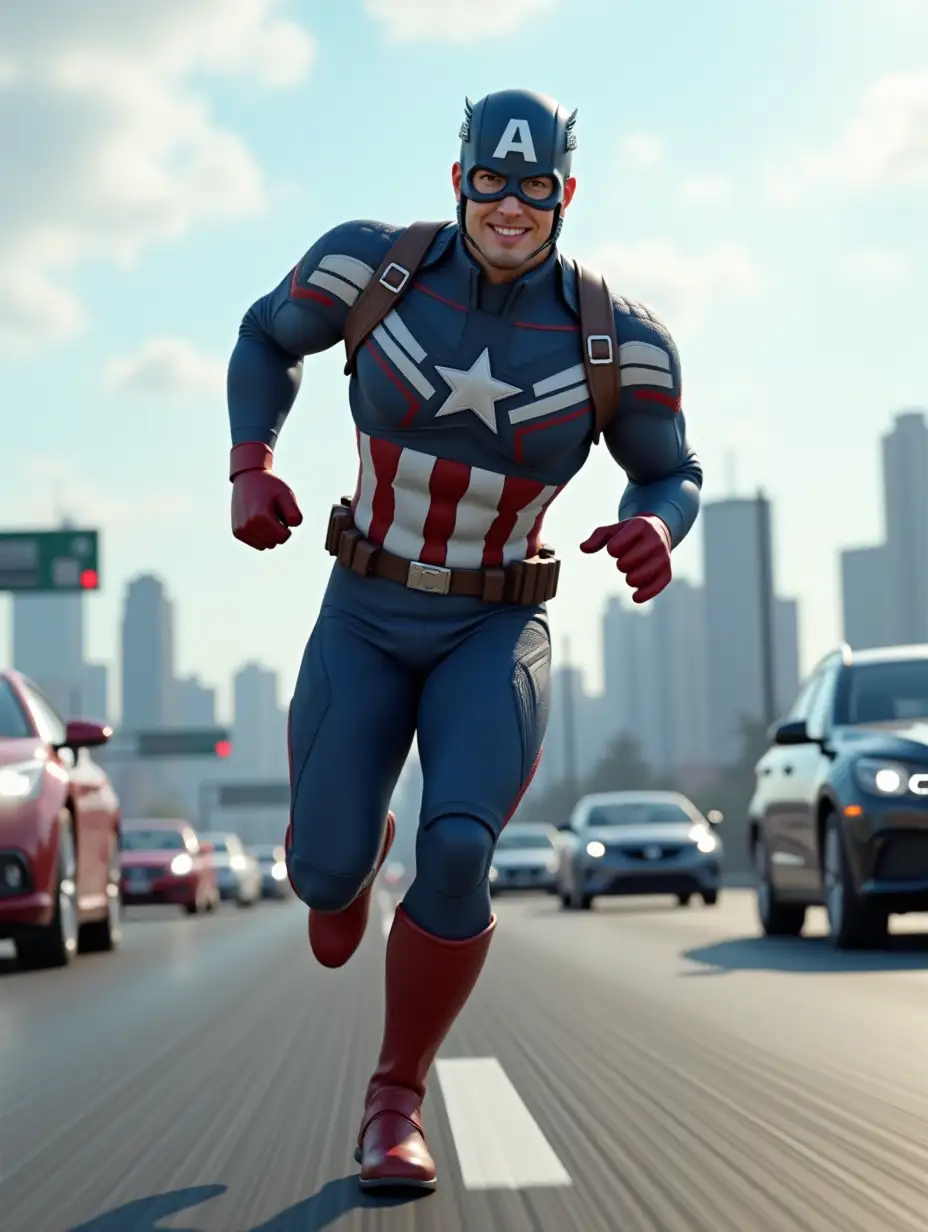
[{"left": 351, "top": 432, "right": 563, "bottom": 568}]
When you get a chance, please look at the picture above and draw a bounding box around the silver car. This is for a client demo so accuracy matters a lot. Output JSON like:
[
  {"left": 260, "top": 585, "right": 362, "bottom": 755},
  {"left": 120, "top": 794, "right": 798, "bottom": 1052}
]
[
  {"left": 489, "top": 824, "right": 559, "bottom": 895},
  {"left": 200, "top": 832, "right": 262, "bottom": 907},
  {"left": 554, "top": 791, "right": 724, "bottom": 911}
]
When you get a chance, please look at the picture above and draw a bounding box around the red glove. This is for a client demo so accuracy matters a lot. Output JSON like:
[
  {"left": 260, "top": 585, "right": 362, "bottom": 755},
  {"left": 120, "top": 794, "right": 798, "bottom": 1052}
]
[
  {"left": 580, "top": 514, "right": 672, "bottom": 604},
  {"left": 229, "top": 442, "right": 303, "bottom": 551}
]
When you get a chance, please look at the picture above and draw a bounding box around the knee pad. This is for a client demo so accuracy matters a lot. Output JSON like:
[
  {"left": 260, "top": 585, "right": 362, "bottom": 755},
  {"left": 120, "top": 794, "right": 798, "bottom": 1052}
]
[
  {"left": 416, "top": 814, "right": 495, "bottom": 899},
  {"left": 286, "top": 852, "right": 364, "bottom": 913}
]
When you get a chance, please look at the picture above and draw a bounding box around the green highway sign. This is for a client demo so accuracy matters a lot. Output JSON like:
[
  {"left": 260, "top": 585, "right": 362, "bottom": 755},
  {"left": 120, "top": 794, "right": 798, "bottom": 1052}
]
[
  {"left": 0, "top": 529, "right": 100, "bottom": 593},
  {"left": 136, "top": 728, "right": 232, "bottom": 758}
]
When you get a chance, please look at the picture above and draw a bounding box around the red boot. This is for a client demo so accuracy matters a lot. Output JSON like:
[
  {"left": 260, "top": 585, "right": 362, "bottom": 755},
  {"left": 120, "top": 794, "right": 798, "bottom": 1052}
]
[
  {"left": 356, "top": 906, "right": 496, "bottom": 1190},
  {"left": 307, "top": 811, "right": 396, "bottom": 969}
]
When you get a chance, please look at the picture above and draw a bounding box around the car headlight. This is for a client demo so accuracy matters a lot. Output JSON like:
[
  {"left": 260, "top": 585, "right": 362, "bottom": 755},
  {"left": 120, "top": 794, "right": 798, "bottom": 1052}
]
[
  {"left": 271, "top": 861, "right": 287, "bottom": 881},
  {"left": 0, "top": 760, "right": 45, "bottom": 802},
  {"left": 170, "top": 853, "right": 193, "bottom": 875},
  {"left": 586, "top": 840, "right": 605, "bottom": 858},
  {"left": 689, "top": 824, "right": 718, "bottom": 854},
  {"left": 854, "top": 758, "right": 919, "bottom": 797},
  {"left": 489, "top": 865, "right": 499, "bottom": 882},
  {"left": 230, "top": 854, "right": 247, "bottom": 871}
]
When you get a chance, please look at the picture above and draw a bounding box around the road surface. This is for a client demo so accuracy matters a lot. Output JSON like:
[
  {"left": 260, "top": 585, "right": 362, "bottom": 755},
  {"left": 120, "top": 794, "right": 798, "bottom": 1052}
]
[{"left": 3, "top": 889, "right": 928, "bottom": 1231}]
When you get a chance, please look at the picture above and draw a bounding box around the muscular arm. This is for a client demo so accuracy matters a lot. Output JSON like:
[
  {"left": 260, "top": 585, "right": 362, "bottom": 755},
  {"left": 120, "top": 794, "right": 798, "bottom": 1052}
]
[
  {"left": 603, "top": 306, "right": 703, "bottom": 548},
  {"left": 227, "top": 219, "right": 400, "bottom": 446}
]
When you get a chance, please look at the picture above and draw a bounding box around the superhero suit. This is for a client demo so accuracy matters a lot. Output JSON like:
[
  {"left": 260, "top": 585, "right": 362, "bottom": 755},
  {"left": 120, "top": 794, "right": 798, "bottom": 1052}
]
[{"left": 226, "top": 88, "right": 702, "bottom": 1191}]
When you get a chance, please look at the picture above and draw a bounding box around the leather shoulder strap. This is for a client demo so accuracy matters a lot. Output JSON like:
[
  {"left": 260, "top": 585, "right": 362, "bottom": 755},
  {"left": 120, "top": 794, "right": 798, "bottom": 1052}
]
[
  {"left": 573, "top": 260, "right": 620, "bottom": 444},
  {"left": 343, "top": 221, "right": 451, "bottom": 374}
]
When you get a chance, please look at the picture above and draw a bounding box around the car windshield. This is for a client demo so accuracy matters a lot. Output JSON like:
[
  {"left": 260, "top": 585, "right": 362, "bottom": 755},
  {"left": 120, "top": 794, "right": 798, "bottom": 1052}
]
[
  {"left": 122, "top": 829, "right": 187, "bottom": 851},
  {"left": 500, "top": 832, "right": 549, "bottom": 852},
  {"left": 495, "top": 830, "right": 552, "bottom": 850},
  {"left": 840, "top": 661, "right": 928, "bottom": 724},
  {"left": 0, "top": 679, "right": 32, "bottom": 738},
  {"left": 583, "top": 802, "right": 691, "bottom": 827}
]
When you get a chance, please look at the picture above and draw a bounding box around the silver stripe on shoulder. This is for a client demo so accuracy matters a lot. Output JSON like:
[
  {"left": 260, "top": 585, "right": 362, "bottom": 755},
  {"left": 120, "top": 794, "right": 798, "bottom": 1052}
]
[
  {"left": 383, "top": 309, "right": 427, "bottom": 364},
  {"left": 533, "top": 363, "right": 586, "bottom": 397},
  {"left": 308, "top": 270, "right": 360, "bottom": 306},
  {"left": 372, "top": 325, "right": 436, "bottom": 399},
  {"left": 318, "top": 253, "right": 375, "bottom": 291},
  {"left": 620, "top": 366, "right": 674, "bottom": 389},
  {"left": 618, "top": 341, "right": 670, "bottom": 370}
]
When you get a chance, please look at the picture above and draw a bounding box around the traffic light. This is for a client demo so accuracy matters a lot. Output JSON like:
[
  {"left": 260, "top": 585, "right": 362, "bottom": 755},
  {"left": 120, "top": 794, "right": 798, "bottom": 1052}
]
[{"left": 135, "top": 728, "right": 232, "bottom": 758}]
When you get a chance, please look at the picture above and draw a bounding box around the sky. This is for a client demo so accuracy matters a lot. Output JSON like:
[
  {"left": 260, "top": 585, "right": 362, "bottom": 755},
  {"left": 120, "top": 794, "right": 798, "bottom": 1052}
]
[{"left": 0, "top": 0, "right": 926, "bottom": 718}]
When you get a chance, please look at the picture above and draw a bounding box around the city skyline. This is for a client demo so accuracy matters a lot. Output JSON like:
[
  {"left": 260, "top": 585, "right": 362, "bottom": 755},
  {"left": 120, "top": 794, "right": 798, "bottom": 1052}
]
[{"left": 1, "top": 5, "right": 925, "bottom": 715}]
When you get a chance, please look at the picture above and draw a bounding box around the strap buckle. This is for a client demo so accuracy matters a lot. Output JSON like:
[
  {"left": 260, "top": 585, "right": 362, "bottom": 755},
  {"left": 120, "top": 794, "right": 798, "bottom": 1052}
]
[
  {"left": 406, "top": 561, "right": 451, "bottom": 595},
  {"left": 379, "top": 262, "right": 410, "bottom": 293},
  {"left": 587, "top": 334, "right": 613, "bottom": 365}
]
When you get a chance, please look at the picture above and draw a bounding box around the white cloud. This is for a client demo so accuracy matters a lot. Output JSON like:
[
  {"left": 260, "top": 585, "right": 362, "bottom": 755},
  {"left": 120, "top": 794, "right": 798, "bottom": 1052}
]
[
  {"left": 837, "top": 249, "right": 912, "bottom": 286},
  {"left": 588, "top": 240, "right": 761, "bottom": 337},
  {"left": 618, "top": 132, "right": 664, "bottom": 170},
  {"left": 103, "top": 338, "right": 226, "bottom": 401},
  {"left": 362, "top": 0, "right": 558, "bottom": 43},
  {"left": 681, "top": 173, "right": 733, "bottom": 206},
  {"left": 0, "top": 458, "right": 191, "bottom": 530},
  {"left": 0, "top": 3, "right": 316, "bottom": 355},
  {"left": 768, "top": 71, "right": 928, "bottom": 203}
]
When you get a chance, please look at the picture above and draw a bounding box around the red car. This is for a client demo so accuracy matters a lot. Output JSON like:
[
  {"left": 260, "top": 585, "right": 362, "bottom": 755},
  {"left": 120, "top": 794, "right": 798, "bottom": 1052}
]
[
  {"left": 0, "top": 668, "right": 121, "bottom": 969},
  {"left": 120, "top": 819, "right": 219, "bottom": 914}
]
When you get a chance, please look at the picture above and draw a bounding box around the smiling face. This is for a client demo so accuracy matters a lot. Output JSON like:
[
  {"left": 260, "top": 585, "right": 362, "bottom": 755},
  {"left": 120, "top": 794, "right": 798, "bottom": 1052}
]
[{"left": 451, "top": 163, "right": 576, "bottom": 282}]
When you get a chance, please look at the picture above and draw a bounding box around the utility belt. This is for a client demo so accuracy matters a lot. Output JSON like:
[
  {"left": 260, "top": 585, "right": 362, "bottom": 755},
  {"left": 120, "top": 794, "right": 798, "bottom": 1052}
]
[{"left": 325, "top": 499, "right": 560, "bottom": 606}]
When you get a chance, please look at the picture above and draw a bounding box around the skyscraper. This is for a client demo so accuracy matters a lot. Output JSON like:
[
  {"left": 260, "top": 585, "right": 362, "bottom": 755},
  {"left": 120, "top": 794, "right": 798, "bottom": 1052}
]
[
  {"left": 773, "top": 596, "right": 800, "bottom": 716},
  {"left": 11, "top": 592, "right": 85, "bottom": 716},
  {"left": 881, "top": 410, "right": 928, "bottom": 644},
  {"left": 121, "top": 574, "right": 176, "bottom": 729},
  {"left": 649, "top": 577, "right": 711, "bottom": 771},
  {"left": 232, "top": 662, "right": 287, "bottom": 779},
  {"left": 702, "top": 494, "right": 777, "bottom": 766},
  {"left": 840, "top": 545, "right": 894, "bottom": 650}
]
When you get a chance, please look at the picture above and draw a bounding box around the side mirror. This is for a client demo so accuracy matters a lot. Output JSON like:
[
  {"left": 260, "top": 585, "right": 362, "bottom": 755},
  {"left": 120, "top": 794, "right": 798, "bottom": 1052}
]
[
  {"left": 706, "top": 810, "right": 724, "bottom": 826},
  {"left": 60, "top": 720, "right": 112, "bottom": 750},
  {"left": 772, "top": 719, "right": 812, "bottom": 746},
  {"left": 557, "top": 822, "right": 574, "bottom": 832}
]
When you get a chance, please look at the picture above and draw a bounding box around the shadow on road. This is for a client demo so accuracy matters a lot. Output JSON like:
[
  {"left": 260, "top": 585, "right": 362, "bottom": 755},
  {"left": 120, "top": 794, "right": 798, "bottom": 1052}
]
[
  {"left": 523, "top": 897, "right": 711, "bottom": 920},
  {"left": 68, "top": 1184, "right": 227, "bottom": 1231},
  {"left": 682, "top": 932, "right": 928, "bottom": 975},
  {"left": 249, "top": 1175, "right": 431, "bottom": 1230}
]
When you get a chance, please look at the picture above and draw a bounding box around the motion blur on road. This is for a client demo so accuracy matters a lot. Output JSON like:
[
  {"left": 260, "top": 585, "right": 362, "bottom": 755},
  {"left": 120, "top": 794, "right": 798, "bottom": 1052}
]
[{"left": 5, "top": 883, "right": 928, "bottom": 1231}]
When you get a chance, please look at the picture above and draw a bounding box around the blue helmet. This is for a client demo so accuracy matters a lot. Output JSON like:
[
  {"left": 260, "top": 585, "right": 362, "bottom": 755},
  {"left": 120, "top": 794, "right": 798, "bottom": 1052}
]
[{"left": 457, "top": 88, "right": 577, "bottom": 258}]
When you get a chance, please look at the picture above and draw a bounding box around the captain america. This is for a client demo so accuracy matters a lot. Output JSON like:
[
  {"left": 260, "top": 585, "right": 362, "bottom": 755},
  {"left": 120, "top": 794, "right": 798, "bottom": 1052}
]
[{"left": 226, "top": 88, "right": 702, "bottom": 1191}]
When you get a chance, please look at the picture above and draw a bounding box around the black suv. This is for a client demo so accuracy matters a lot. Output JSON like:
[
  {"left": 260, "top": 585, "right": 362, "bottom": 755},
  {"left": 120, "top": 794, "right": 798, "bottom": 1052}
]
[{"left": 749, "top": 643, "right": 928, "bottom": 949}]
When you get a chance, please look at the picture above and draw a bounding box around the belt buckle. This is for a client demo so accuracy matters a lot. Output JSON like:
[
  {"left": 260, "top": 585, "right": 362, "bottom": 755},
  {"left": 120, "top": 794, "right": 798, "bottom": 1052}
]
[{"left": 407, "top": 561, "right": 452, "bottom": 595}]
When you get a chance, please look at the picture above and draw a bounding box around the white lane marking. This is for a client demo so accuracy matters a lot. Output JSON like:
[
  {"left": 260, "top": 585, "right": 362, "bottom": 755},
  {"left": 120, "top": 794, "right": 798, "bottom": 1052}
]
[{"left": 435, "top": 1057, "right": 572, "bottom": 1190}]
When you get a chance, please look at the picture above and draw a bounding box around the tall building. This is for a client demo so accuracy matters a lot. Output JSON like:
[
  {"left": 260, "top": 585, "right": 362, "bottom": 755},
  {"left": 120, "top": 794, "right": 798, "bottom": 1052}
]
[
  {"left": 840, "top": 545, "right": 894, "bottom": 650},
  {"left": 11, "top": 592, "right": 85, "bottom": 716},
  {"left": 231, "top": 662, "right": 287, "bottom": 779},
  {"left": 176, "top": 675, "right": 217, "bottom": 727},
  {"left": 881, "top": 410, "right": 928, "bottom": 644},
  {"left": 649, "top": 578, "right": 711, "bottom": 771},
  {"left": 702, "top": 494, "right": 778, "bottom": 766},
  {"left": 774, "top": 597, "right": 801, "bottom": 716},
  {"left": 601, "top": 597, "right": 663, "bottom": 764},
  {"left": 121, "top": 574, "right": 176, "bottom": 730},
  {"left": 118, "top": 574, "right": 177, "bottom": 816}
]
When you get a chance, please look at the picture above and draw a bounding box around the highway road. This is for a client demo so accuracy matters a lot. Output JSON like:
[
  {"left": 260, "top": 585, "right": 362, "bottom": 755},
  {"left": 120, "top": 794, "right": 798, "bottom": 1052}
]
[{"left": 4, "top": 889, "right": 928, "bottom": 1231}]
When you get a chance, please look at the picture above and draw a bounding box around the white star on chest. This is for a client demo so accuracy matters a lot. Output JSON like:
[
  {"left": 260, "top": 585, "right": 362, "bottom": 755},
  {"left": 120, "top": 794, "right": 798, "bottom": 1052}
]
[{"left": 432, "top": 348, "right": 522, "bottom": 435}]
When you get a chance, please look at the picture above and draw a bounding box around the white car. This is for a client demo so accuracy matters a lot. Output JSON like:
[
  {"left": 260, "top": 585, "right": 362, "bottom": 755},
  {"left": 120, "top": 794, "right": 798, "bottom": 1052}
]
[
  {"left": 199, "top": 831, "right": 262, "bottom": 906},
  {"left": 489, "top": 823, "right": 559, "bottom": 895}
]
